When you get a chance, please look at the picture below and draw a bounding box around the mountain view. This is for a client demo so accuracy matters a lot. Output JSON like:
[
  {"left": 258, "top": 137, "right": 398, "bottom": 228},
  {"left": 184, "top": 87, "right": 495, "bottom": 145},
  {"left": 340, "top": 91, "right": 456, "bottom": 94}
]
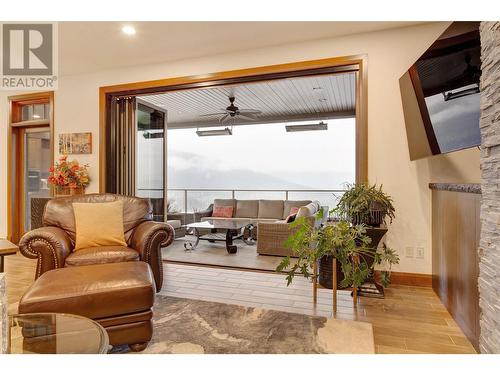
[{"left": 137, "top": 118, "right": 355, "bottom": 211}]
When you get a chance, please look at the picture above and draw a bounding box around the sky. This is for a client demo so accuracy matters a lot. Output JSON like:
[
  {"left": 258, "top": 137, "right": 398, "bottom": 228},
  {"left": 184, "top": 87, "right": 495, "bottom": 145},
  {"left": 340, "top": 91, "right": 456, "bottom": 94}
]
[
  {"left": 136, "top": 118, "right": 355, "bottom": 209},
  {"left": 167, "top": 118, "right": 354, "bottom": 188}
]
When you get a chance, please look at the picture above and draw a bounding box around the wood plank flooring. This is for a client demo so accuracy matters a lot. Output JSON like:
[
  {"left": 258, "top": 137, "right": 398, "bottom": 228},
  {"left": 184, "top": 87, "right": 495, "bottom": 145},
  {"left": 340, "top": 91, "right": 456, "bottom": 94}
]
[{"left": 3, "top": 253, "right": 477, "bottom": 354}]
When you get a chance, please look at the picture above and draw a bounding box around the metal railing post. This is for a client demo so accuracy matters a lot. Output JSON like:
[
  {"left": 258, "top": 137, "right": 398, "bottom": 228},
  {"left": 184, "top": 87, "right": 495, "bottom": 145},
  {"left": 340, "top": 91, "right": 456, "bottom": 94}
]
[
  {"left": 232, "top": 190, "right": 235, "bottom": 199},
  {"left": 184, "top": 189, "right": 188, "bottom": 224},
  {"left": 285, "top": 190, "right": 289, "bottom": 200}
]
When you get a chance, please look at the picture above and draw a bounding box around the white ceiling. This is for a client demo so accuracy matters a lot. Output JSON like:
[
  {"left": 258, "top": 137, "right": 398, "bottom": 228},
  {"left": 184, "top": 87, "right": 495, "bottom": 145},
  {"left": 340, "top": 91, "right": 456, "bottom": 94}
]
[
  {"left": 140, "top": 71, "right": 356, "bottom": 128},
  {"left": 58, "top": 22, "right": 422, "bottom": 75}
]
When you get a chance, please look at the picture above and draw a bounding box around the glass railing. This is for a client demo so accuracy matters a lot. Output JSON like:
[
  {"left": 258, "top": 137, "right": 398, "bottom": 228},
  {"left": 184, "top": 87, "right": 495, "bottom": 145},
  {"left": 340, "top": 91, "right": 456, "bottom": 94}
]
[{"left": 149, "top": 188, "right": 347, "bottom": 215}]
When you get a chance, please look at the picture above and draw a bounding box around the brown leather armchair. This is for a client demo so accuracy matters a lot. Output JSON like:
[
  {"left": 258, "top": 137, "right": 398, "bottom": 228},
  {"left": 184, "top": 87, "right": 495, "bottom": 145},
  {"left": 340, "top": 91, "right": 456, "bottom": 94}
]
[{"left": 19, "top": 193, "right": 174, "bottom": 291}]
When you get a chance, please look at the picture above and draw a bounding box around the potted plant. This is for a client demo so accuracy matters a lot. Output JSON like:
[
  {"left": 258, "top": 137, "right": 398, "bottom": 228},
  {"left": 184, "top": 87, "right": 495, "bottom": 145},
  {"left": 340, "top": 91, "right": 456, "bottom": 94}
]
[
  {"left": 276, "top": 213, "right": 400, "bottom": 290},
  {"left": 277, "top": 216, "right": 373, "bottom": 289},
  {"left": 333, "top": 183, "right": 395, "bottom": 227},
  {"left": 332, "top": 183, "right": 397, "bottom": 291},
  {"left": 48, "top": 155, "right": 90, "bottom": 197}
]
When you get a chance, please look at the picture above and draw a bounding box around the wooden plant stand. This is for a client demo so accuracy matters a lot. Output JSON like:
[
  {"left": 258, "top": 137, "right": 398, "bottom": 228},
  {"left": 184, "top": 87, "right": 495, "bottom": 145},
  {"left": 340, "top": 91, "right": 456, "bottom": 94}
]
[{"left": 312, "top": 256, "right": 359, "bottom": 312}]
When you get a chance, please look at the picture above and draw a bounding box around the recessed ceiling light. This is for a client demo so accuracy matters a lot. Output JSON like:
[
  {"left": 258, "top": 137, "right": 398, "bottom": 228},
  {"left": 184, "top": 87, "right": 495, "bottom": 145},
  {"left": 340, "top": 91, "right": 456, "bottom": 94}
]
[
  {"left": 122, "top": 26, "right": 136, "bottom": 35},
  {"left": 319, "top": 98, "right": 328, "bottom": 102},
  {"left": 33, "top": 114, "right": 41, "bottom": 119}
]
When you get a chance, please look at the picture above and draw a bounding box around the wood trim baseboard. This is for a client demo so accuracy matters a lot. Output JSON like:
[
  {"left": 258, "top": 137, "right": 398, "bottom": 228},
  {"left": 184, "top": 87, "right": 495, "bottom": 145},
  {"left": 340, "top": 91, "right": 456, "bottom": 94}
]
[{"left": 377, "top": 271, "right": 432, "bottom": 287}]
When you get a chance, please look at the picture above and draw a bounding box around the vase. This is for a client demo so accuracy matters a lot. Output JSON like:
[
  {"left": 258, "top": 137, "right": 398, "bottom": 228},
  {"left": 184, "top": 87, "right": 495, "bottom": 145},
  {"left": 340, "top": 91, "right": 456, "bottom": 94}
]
[
  {"left": 318, "top": 254, "right": 343, "bottom": 289},
  {"left": 54, "top": 186, "right": 85, "bottom": 197}
]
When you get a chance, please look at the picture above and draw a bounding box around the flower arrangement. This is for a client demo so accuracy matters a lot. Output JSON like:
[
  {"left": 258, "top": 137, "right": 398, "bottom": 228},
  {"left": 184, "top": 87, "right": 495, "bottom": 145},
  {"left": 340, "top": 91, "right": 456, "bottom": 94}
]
[{"left": 48, "top": 155, "right": 90, "bottom": 193}]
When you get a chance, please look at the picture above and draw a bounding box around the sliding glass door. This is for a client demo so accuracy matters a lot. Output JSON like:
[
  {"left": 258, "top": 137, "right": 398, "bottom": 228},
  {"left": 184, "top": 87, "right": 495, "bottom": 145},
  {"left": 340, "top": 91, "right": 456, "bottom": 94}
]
[
  {"left": 106, "top": 97, "right": 167, "bottom": 221},
  {"left": 135, "top": 100, "right": 167, "bottom": 221}
]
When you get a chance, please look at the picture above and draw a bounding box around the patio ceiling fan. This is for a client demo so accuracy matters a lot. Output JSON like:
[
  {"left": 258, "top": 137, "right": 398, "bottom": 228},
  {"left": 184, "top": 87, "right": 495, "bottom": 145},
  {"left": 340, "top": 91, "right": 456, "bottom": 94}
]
[{"left": 200, "top": 96, "right": 262, "bottom": 123}]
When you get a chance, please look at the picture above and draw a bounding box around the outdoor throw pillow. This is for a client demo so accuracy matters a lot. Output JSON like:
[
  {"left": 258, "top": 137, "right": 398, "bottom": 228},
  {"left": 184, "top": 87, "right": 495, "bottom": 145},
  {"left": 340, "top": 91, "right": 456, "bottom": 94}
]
[
  {"left": 72, "top": 200, "right": 127, "bottom": 250},
  {"left": 212, "top": 206, "right": 234, "bottom": 218},
  {"left": 285, "top": 207, "right": 300, "bottom": 223}
]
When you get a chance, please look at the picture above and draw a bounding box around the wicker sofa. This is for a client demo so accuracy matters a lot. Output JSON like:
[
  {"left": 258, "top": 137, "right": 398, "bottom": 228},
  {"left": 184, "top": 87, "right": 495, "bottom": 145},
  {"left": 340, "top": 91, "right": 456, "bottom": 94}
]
[{"left": 195, "top": 199, "right": 325, "bottom": 257}]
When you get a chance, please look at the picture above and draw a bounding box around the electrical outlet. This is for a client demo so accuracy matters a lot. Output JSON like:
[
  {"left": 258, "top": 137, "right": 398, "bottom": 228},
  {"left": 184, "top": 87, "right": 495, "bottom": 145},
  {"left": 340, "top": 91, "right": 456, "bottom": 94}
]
[
  {"left": 416, "top": 247, "right": 425, "bottom": 259},
  {"left": 405, "top": 246, "right": 414, "bottom": 258}
]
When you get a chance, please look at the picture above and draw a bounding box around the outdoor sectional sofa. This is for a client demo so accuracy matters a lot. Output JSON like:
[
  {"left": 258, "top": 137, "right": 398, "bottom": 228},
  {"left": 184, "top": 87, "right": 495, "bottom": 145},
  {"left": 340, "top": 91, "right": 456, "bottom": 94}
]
[{"left": 195, "top": 199, "right": 325, "bottom": 257}]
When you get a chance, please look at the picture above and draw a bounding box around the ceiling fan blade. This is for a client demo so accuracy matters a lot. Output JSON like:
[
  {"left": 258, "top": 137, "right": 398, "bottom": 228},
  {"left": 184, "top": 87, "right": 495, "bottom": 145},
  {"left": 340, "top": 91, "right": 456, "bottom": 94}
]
[
  {"left": 237, "top": 114, "right": 258, "bottom": 121},
  {"left": 219, "top": 114, "right": 230, "bottom": 123},
  {"left": 199, "top": 112, "right": 227, "bottom": 117},
  {"left": 239, "top": 109, "right": 262, "bottom": 114}
]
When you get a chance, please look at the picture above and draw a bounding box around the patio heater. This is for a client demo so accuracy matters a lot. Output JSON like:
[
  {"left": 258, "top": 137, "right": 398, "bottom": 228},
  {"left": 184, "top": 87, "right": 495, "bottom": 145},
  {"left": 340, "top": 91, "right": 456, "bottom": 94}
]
[
  {"left": 196, "top": 127, "right": 233, "bottom": 137},
  {"left": 285, "top": 121, "right": 328, "bottom": 132}
]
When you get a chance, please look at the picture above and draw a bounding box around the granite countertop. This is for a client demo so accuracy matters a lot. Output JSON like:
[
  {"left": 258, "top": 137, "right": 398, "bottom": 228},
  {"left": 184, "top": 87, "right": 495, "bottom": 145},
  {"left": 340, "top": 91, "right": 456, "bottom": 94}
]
[{"left": 429, "top": 183, "right": 481, "bottom": 194}]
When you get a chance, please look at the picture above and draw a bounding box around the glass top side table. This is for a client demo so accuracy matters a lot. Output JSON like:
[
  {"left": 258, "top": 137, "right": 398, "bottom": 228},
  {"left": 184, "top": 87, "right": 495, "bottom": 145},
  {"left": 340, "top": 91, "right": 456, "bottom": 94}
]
[{"left": 8, "top": 313, "right": 109, "bottom": 354}]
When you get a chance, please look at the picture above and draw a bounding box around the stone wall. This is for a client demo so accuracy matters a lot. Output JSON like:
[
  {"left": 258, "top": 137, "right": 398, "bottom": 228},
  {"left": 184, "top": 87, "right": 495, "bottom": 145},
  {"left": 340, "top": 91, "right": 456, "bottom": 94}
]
[{"left": 478, "top": 21, "right": 500, "bottom": 354}]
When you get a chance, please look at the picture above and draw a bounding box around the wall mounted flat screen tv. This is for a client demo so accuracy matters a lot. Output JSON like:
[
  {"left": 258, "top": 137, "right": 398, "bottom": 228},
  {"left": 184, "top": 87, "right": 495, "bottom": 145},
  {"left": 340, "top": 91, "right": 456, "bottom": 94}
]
[{"left": 400, "top": 22, "right": 481, "bottom": 160}]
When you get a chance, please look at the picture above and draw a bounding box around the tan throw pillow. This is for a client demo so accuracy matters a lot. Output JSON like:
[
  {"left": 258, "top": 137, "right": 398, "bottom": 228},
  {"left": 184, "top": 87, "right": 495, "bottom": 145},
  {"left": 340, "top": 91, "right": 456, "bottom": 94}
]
[{"left": 72, "top": 200, "right": 127, "bottom": 250}]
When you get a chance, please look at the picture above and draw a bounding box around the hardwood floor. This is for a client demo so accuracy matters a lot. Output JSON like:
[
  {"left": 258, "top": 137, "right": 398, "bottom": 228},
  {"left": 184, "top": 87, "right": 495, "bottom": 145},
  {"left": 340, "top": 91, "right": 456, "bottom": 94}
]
[{"left": 4, "top": 253, "right": 477, "bottom": 354}]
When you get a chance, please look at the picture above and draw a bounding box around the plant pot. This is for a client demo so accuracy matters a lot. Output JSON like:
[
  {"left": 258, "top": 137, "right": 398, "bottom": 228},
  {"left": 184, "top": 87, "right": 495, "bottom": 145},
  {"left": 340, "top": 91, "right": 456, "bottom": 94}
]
[
  {"left": 318, "top": 254, "right": 343, "bottom": 289},
  {"left": 351, "top": 209, "right": 385, "bottom": 227},
  {"left": 319, "top": 228, "right": 388, "bottom": 290},
  {"left": 54, "top": 186, "right": 85, "bottom": 197},
  {"left": 318, "top": 252, "right": 377, "bottom": 289}
]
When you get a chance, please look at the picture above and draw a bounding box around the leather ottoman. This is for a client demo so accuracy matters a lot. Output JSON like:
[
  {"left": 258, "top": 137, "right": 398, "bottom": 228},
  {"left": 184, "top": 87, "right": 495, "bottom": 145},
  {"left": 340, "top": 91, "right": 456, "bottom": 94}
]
[{"left": 18, "top": 262, "right": 155, "bottom": 352}]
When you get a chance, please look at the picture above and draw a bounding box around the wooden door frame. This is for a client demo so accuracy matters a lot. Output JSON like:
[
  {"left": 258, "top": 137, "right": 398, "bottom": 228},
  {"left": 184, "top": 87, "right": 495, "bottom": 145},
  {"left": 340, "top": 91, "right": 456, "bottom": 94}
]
[
  {"left": 99, "top": 55, "right": 368, "bottom": 193},
  {"left": 7, "top": 92, "right": 55, "bottom": 243}
]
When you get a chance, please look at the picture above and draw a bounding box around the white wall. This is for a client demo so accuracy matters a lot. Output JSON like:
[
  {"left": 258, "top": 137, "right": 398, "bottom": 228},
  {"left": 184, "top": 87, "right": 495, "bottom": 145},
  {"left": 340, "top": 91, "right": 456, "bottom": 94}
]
[{"left": 0, "top": 22, "right": 481, "bottom": 274}]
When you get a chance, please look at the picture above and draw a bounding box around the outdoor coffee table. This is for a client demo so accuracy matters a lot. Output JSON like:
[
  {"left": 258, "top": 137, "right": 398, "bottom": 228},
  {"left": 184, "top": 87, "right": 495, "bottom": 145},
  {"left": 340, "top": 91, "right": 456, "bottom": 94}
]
[{"left": 184, "top": 219, "right": 255, "bottom": 254}]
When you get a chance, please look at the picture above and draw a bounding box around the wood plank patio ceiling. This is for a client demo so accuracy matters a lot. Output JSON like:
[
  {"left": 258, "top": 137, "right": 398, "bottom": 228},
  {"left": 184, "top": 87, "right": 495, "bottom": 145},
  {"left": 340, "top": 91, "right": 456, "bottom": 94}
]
[{"left": 140, "top": 71, "right": 356, "bottom": 128}]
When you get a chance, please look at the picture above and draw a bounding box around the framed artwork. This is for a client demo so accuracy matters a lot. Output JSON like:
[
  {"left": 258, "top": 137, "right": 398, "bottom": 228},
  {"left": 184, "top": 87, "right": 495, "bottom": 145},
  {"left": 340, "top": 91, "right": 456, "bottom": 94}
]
[{"left": 59, "top": 132, "right": 92, "bottom": 154}]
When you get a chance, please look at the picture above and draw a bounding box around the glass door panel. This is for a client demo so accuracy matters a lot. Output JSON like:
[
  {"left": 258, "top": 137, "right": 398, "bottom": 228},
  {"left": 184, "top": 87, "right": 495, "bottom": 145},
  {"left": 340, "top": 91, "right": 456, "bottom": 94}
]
[
  {"left": 24, "top": 128, "right": 51, "bottom": 232},
  {"left": 135, "top": 101, "right": 166, "bottom": 221}
]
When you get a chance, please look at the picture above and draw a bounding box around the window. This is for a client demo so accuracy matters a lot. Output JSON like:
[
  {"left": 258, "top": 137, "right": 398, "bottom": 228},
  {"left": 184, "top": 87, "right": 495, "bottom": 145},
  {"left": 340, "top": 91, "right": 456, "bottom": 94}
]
[
  {"left": 21, "top": 103, "right": 50, "bottom": 121},
  {"left": 167, "top": 118, "right": 355, "bottom": 212}
]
